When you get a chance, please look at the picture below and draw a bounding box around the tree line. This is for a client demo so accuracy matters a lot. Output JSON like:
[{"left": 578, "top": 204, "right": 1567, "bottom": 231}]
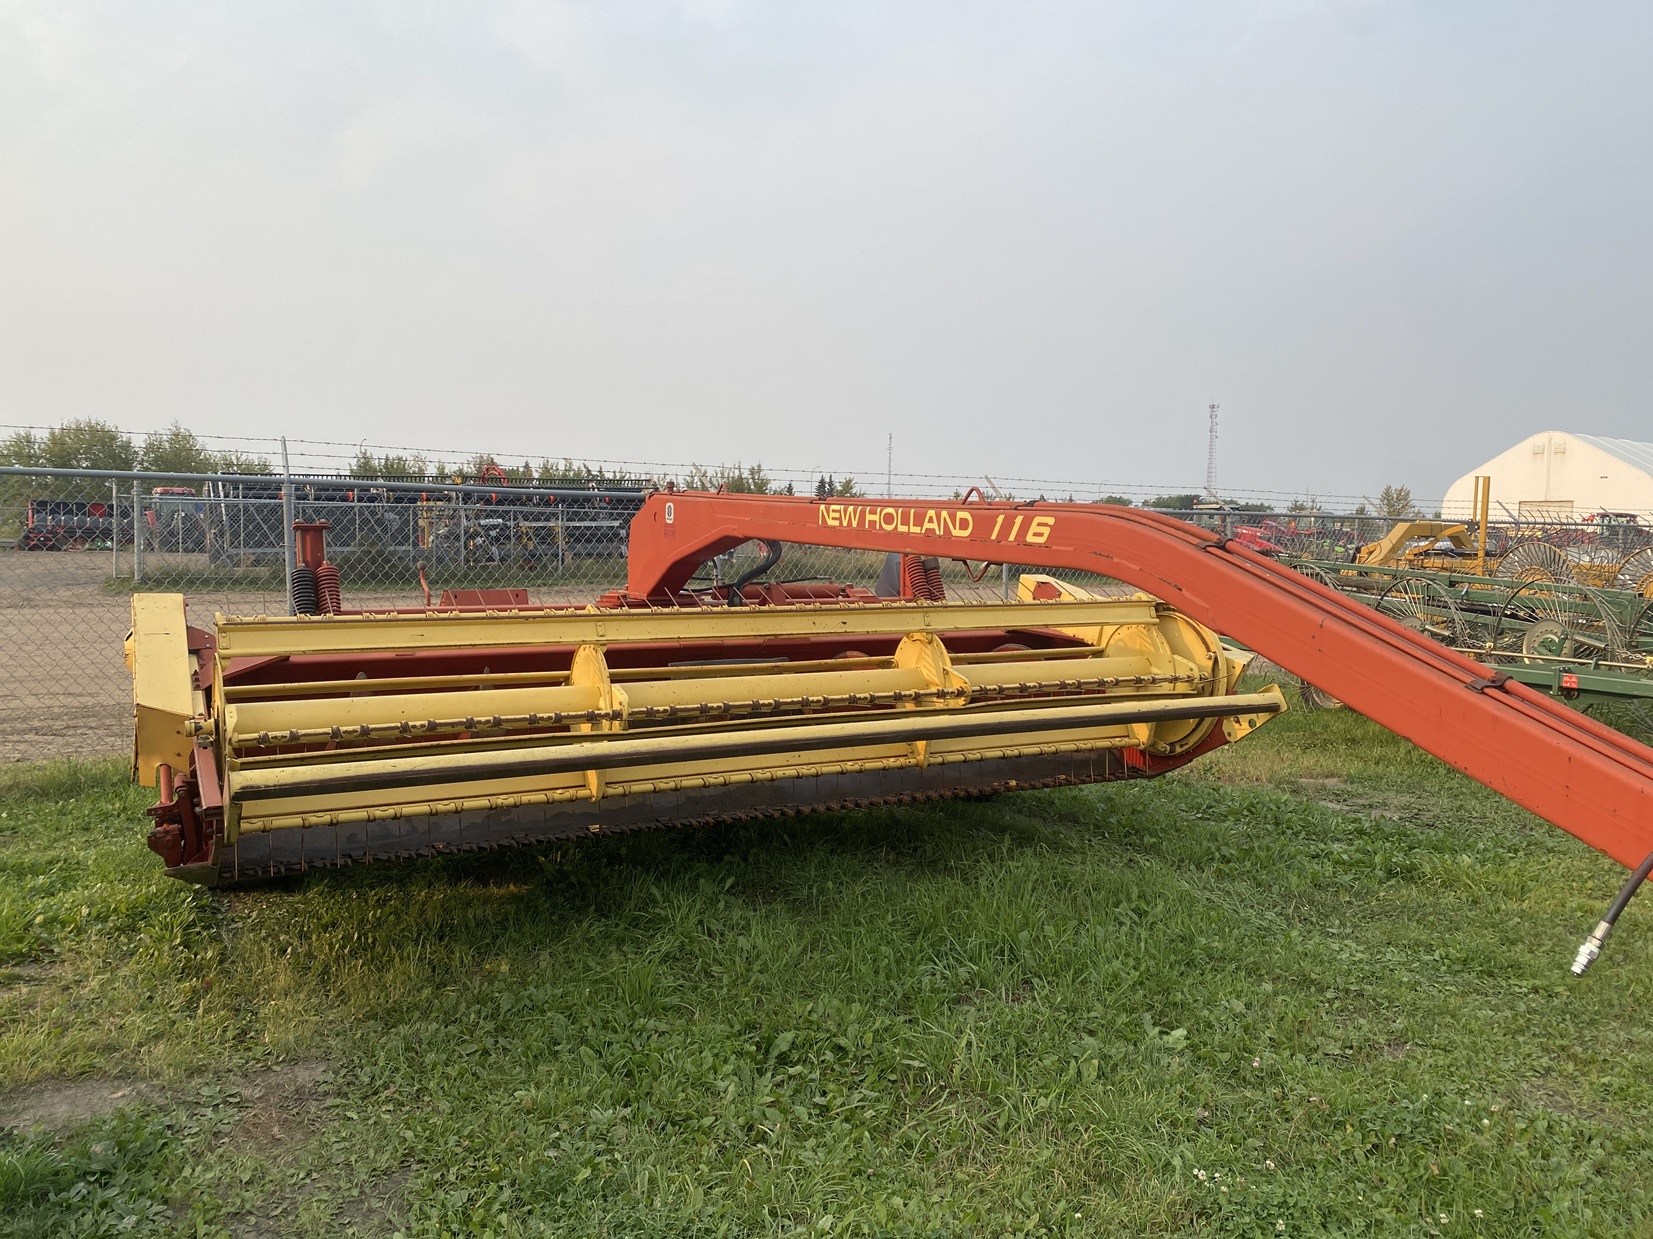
[
  {"left": 0, "top": 419, "right": 867, "bottom": 500},
  {"left": 1, "top": 419, "right": 1424, "bottom": 516},
  {"left": 1, "top": 420, "right": 270, "bottom": 476}
]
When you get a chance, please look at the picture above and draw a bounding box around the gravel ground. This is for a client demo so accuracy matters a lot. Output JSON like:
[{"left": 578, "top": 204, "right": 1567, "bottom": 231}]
[{"left": 0, "top": 552, "right": 607, "bottom": 762}]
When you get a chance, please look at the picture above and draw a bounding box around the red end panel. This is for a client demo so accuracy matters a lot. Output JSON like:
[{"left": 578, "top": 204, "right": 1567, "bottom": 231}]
[
  {"left": 625, "top": 491, "right": 1653, "bottom": 869},
  {"left": 292, "top": 521, "right": 331, "bottom": 571}
]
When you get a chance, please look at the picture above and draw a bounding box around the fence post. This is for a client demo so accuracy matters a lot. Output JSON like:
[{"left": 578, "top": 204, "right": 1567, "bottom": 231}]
[
  {"left": 281, "top": 438, "right": 295, "bottom": 616},
  {"left": 110, "top": 480, "right": 119, "bottom": 578},
  {"left": 132, "top": 480, "right": 143, "bottom": 582},
  {"left": 1002, "top": 560, "right": 1010, "bottom": 599}
]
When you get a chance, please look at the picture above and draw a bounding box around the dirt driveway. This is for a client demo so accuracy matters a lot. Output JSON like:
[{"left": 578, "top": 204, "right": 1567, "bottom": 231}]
[
  {"left": 0, "top": 552, "right": 603, "bottom": 763},
  {"left": 1, "top": 553, "right": 170, "bottom": 763}
]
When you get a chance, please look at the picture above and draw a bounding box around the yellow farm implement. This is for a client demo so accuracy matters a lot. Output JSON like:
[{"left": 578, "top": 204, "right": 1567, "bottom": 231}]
[{"left": 129, "top": 563, "right": 1280, "bottom": 885}]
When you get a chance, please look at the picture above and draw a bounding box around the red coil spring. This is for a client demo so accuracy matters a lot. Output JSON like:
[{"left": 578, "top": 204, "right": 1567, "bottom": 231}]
[
  {"left": 921, "top": 557, "right": 946, "bottom": 602},
  {"left": 899, "top": 554, "right": 947, "bottom": 602},
  {"left": 315, "top": 562, "right": 343, "bottom": 615}
]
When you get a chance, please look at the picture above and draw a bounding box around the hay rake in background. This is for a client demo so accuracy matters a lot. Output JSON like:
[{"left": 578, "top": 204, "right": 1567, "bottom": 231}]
[{"left": 1277, "top": 551, "right": 1653, "bottom": 749}]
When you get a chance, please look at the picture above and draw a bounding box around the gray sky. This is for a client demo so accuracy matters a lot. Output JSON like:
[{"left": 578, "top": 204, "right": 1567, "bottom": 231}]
[{"left": 2, "top": 1, "right": 1649, "bottom": 502}]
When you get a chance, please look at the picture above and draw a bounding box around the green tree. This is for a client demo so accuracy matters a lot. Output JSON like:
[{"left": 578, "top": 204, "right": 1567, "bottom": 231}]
[
  {"left": 540, "top": 458, "right": 598, "bottom": 485},
  {"left": 1148, "top": 493, "right": 1202, "bottom": 510},
  {"left": 4, "top": 419, "right": 139, "bottom": 471},
  {"left": 0, "top": 420, "right": 139, "bottom": 503},
  {"left": 214, "top": 451, "right": 271, "bottom": 475},
  {"left": 685, "top": 463, "right": 774, "bottom": 494},
  {"left": 351, "top": 449, "right": 423, "bottom": 480},
  {"left": 139, "top": 422, "right": 216, "bottom": 475},
  {"left": 1372, "top": 485, "right": 1420, "bottom": 519},
  {"left": 0, "top": 429, "right": 43, "bottom": 467},
  {"left": 814, "top": 475, "right": 863, "bottom": 499}
]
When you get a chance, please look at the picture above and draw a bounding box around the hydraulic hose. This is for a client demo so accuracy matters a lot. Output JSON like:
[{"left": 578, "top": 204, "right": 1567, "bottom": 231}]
[
  {"left": 726, "top": 539, "right": 784, "bottom": 605},
  {"left": 1572, "top": 847, "right": 1653, "bottom": 975}
]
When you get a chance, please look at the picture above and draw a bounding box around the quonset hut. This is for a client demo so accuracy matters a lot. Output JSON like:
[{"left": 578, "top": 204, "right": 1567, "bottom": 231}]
[{"left": 1443, "top": 433, "right": 1653, "bottom": 520}]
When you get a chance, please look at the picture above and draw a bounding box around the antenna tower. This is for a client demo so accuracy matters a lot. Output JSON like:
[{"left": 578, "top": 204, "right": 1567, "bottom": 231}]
[{"left": 1204, "top": 403, "right": 1219, "bottom": 500}]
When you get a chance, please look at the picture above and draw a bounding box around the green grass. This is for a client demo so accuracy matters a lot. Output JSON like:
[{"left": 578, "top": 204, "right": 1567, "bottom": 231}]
[{"left": 2, "top": 697, "right": 1652, "bottom": 1236}]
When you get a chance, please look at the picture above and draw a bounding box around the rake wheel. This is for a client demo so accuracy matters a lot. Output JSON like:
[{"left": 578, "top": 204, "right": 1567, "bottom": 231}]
[
  {"left": 1615, "top": 548, "right": 1653, "bottom": 599},
  {"left": 1583, "top": 597, "right": 1653, "bottom": 739},
  {"left": 1582, "top": 700, "right": 1653, "bottom": 746},
  {"left": 1490, "top": 581, "right": 1624, "bottom": 666},
  {"left": 1274, "top": 562, "right": 1345, "bottom": 710},
  {"left": 1298, "top": 683, "right": 1344, "bottom": 711},
  {"left": 1270, "top": 527, "right": 1332, "bottom": 560},
  {"left": 1494, "top": 541, "right": 1572, "bottom": 584},
  {"left": 1374, "top": 577, "right": 1468, "bottom": 650},
  {"left": 1616, "top": 599, "right": 1653, "bottom": 670},
  {"left": 1292, "top": 562, "right": 1346, "bottom": 594}
]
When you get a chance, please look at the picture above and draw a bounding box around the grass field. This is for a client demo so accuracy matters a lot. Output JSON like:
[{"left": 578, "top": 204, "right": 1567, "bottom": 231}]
[{"left": 2, "top": 694, "right": 1652, "bottom": 1237}]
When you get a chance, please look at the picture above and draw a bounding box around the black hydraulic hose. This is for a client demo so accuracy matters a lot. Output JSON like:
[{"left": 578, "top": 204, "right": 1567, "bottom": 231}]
[
  {"left": 725, "top": 539, "right": 784, "bottom": 606},
  {"left": 1572, "top": 847, "right": 1653, "bottom": 975}
]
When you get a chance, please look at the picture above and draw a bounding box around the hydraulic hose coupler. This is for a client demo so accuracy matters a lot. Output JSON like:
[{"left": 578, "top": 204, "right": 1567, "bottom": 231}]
[
  {"left": 1571, "top": 921, "right": 1612, "bottom": 976},
  {"left": 1571, "top": 847, "right": 1653, "bottom": 976}
]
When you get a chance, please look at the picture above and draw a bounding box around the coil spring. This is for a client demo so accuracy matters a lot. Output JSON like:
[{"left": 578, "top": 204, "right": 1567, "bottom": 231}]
[
  {"left": 290, "top": 565, "right": 320, "bottom": 616},
  {"left": 901, "top": 554, "right": 946, "bottom": 602},
  {"left": 921, "top": 557, "right": 946, "bottom": 602},
  {"left": 315, "top": 562, "right": 342, "bottom": 615}
]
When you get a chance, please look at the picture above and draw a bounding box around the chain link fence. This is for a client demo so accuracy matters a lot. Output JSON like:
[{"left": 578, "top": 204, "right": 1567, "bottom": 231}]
[
  {"left": 6, "top": 467, "right": 1653, "bottom": 763},
  {"left": 0, "top": 469, "right": 651, "bottom": 762}
]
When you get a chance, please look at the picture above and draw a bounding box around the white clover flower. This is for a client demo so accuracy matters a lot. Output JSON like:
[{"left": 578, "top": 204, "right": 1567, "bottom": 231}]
[
  {"left": 1474, "top": 1209, "right": 1484, "bottom": 1219},
  {"left": 1275, "top": 1222, "right": 1285, "bottom": 1232},
  {"left": 1252, "top": 1057, "right": 1261, "bottom": 1068},
  {"left": 1264, "top": 1159, "right": 1275, "bottom": 1170},
  {"left": 1439, "top": 1214, "right": 1449, "bottom": 1223}
]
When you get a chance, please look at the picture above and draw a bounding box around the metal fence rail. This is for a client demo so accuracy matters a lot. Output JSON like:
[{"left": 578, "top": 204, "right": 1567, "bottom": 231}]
[{"left": 5, "top": 467, "right": 1653, "bottom": 762}]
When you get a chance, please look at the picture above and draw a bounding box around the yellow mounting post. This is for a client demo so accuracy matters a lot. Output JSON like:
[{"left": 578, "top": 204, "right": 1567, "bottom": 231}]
[
  {"left": 127, "top": 594, "right": 197, "bottom": 787},
  {"left": 1473, "top": 475, "right": 1492, "bottom": 578}
]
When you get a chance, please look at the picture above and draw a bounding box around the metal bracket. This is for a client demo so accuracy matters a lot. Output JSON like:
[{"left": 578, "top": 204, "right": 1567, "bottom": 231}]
[{"left": 1465, "top": 671, "right": 1511, "bottom": 693}]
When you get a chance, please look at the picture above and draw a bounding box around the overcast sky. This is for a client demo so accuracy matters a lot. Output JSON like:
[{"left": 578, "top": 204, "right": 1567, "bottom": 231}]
[{"left": 2, "top": 1, "right": 1649, "bottom": 502}]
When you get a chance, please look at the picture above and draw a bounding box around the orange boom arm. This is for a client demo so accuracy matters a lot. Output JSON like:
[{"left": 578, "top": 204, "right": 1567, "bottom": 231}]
[{"left": 628, "top": 491, "right": 1653, "bottom": 869}]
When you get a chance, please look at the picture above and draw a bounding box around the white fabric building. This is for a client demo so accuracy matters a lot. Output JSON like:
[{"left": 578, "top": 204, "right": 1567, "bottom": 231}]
[{"left": 1442, "top": 432, "right": 1653, "bottom": 519}]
